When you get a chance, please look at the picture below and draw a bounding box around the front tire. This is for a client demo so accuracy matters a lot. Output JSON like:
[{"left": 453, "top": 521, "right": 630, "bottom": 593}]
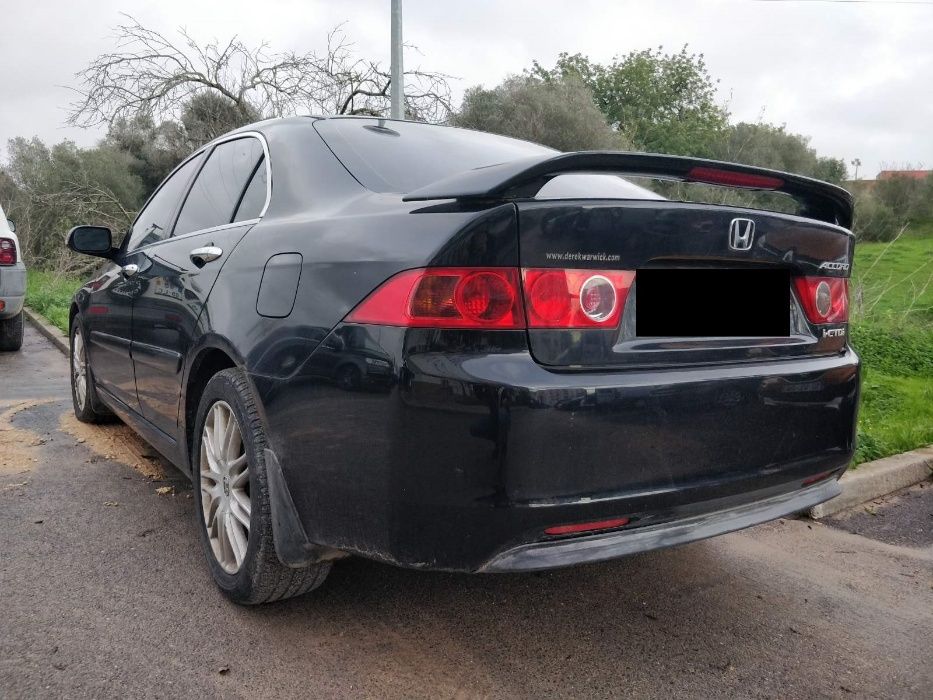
[
  {"left": 70, "top": 318, "right": 113, "bottom": 423},
  {"left": 0, "top": 311, "right": 23, "bottom": 351},
  {"left": 193, "top": 368, "right": 331, "bottom": 604}
]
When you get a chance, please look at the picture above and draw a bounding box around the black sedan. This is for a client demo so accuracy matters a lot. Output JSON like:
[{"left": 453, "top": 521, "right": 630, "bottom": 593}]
[{"left": 66, "top": 116, "right": 859, "bottom": 604}]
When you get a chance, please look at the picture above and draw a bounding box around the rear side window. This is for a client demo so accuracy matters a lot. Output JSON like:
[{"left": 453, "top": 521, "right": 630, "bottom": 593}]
[
  {"left": 233, "top": 156, "right": 268, "bottom": 222},
  {"left": 174, "top": 137, "right": 264, "bottom": 236},
  {"left": 314, "top": 118, "right": 555, "bottom": 194},
  {"left": 127, "top": 154, "right": 204, "bottom": 251}
]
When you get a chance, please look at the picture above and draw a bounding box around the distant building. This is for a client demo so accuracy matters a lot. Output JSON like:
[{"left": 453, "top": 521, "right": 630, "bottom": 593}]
[{"left": 876, "top": 170, "right": 931, "bottom": 181}]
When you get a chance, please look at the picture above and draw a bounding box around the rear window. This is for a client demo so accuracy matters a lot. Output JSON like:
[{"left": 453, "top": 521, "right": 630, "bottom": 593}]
[
  {"left": 535, "top": 173, "right": 663, "bottom": 200},
  {"left": 314, "top": 118, "right": 555, "bottom": 194}
]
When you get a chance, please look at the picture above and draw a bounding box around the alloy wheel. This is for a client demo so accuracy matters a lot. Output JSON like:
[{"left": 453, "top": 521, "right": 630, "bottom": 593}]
[
  {"left": 72, "top": 329, "right": 87, "bottom": 411},
  {"left": 200, "top": 401, "right": 251, "bottom": 574}
]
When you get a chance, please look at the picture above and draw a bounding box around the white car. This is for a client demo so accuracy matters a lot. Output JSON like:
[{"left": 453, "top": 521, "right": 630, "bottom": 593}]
[{"left": 0, "top": 204, "right": 25, "bottom": 351}]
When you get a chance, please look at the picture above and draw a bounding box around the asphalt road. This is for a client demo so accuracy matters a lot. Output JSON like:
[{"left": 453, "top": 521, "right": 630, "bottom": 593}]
[{"left": 1, "top": 324, "right": 931, "bottom": 699}]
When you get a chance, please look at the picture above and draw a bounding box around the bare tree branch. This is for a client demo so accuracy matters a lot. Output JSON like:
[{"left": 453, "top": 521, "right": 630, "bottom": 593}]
[{"left": 68, "top": 15, "right": 454, "bottom": 128}]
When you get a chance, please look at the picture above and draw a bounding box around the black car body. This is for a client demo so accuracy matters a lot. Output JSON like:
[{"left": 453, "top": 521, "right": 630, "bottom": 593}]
[{"left": 67, "top": 117, "right": 859, "bottom": 598}]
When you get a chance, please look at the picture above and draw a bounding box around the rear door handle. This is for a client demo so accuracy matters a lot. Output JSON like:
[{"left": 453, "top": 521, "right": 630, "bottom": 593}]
[{"left": 190, "top": 246, "right": 223, "bottom": 267}]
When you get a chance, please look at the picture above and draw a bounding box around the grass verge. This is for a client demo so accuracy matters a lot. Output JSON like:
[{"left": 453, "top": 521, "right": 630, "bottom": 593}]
[{"left": 26, "top": 270, "right": 81, "bottom": 334}]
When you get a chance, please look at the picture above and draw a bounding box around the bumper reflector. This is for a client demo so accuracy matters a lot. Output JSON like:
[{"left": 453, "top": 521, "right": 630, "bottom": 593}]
[
  {"left": 544, "top": 517, "right": 631, "bottom": 536},
  {"left": 801, "top": 470, "right": 837, "bottom": 487}
]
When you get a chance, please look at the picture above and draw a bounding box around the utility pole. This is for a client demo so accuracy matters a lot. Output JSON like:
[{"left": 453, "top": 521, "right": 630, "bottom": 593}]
[{"left": 390, "top": 0, "right": 403, "bottom": 119}]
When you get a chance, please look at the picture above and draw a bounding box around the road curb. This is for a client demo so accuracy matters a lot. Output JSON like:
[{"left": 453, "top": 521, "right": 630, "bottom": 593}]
[
  {"left": 23, "top": 307, "right": 69, "bottom": 356},
  {"left": 810, "top": 446, "right": 933, "bottom": 519}
]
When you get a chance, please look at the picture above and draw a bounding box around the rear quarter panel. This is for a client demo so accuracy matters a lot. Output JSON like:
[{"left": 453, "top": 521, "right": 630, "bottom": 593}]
[{"left": 197, "top": 123, "right": 520, "bottom": 470}]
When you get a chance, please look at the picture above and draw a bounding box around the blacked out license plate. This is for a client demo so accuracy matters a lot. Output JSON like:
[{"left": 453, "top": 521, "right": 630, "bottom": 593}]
[{"left": 636, "top": 268, "right": 790, "bottom": 337}]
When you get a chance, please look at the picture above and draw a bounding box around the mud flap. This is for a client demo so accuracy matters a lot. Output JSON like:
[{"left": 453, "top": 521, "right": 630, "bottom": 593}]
[{"left": 263, "top": 448, "right": 345, "bottom": 567}]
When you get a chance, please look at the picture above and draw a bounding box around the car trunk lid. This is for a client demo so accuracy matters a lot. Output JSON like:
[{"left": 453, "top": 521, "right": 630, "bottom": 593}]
[{"left": 516, "top": 199, "right": 853, "bottom": 369}]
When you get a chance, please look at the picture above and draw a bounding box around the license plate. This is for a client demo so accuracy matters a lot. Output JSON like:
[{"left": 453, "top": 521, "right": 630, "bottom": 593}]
[{"left": 636, "top": 268, "right": 790, "bottom": 337}]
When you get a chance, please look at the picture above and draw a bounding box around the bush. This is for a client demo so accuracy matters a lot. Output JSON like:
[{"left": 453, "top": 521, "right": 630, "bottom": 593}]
[
  {"left": 454, "top": 75, "right": 627, "bottom": 151},
  {"left": 852, "top": 194, "right": 903, "bottom": 242}
]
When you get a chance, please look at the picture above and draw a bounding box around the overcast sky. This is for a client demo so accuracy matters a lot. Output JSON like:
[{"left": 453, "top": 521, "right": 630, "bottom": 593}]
[{"left": 3, "top": 0, "right": 931, "bottom": 177}]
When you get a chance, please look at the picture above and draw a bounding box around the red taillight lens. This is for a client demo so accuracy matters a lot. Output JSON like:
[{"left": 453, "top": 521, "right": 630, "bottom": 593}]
[
  {"left": 686, "top": 166, "right": 784, "bottom": 190},
  {"left": 522, "top": 269, "right": 635, "bottom": 328},
  {"left": 544, "top": 517, "right": 631, "bottom": 536},
  {"left": 347, "top": 267, "right": 525, "bottom": 329},
  {"left": 0, "top": 238, "right": 16, "bottom": 266},
  {"left": 794, "top": 277, "right": 848, "bottom": 324}
]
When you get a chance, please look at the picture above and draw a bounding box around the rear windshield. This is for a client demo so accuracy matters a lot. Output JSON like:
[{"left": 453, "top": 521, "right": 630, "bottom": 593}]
[
  {"left": 314, "top": 118, "right": 554, "bottom": 194},
  {"left": 314, "top": 118, "right": 664, "bottom": 202},
  {"left": 535, "top": 173, "right": 663, "bottom": 200}
]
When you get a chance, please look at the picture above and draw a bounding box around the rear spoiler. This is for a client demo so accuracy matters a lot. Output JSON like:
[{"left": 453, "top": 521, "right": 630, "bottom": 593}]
[{"left": 402, "top": 151, "right": 854, "bottom": 229}]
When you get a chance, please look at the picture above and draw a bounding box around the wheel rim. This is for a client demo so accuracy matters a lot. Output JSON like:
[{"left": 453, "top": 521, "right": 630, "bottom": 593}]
[
  {"left": 200, "top": 401, "right": 251, "bottom": 574},
  {"left": 72, "top": 329, "right": 87, "bottom": 411}
]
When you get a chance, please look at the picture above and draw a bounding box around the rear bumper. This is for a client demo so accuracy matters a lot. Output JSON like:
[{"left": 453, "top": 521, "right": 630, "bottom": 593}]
[
  {"left": 0, "top": 263, "right": 26, "bottom": 318},
  {"left": 253, "top": 326, "right": 860, "bottom": 572},
  {"left": 482, "top": 478, "right": 839, "bottom": 572}
]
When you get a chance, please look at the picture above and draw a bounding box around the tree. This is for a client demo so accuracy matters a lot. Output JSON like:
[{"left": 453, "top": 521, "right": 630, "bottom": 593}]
[
  {"left": 452, "top": 75, "right": 628, "bottom": 151},
  {"left": 103, "top": 113, "right": 188, "bottom": 196},
  {"left": 874, "top": 173, "right": 924, "bottom": 214},
  {"left": 851, "top": 158, "right": 862, "bottom": 180},
  {"left": 715, "top": 122, "right": 848, "bottom": 184},
  {"left": 101, "top": 93, "right": 260, "bottom": 197},
  {"left": 532, "top": 47, "right": 729, "bottom": 156},
  {"left": 180, "top": 91, "right": 259, "bottom": 148},
  {"left": 2, "top": 137, "right": 143, "bottom": 269},
  {"left": 69, "top": 16, "right": 453, "bottom": 128}
]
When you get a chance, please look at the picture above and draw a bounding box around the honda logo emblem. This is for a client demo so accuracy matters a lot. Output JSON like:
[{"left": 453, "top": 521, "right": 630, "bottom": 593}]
[{"left": 729, "top": 218, "right": 755, "bottom": 251}]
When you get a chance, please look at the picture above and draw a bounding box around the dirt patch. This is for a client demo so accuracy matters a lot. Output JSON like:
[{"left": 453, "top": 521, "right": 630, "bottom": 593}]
[
  {"left": 58, "top": 412, "right": 171, "bottom": 481},
  {"left": 0, "top": 400, "right": 52, "bottom": 476},
  {"left": 2, "top": 395, "right": 173, "bottom": 482}
]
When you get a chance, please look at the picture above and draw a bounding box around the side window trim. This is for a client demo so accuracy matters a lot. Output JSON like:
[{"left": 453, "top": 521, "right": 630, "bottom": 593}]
[
  {"left": 170, "top": 132, "right": 271, "bottom": 240},
  {"left": 232, "top": 155, "right": 266, "bottom": 222}
]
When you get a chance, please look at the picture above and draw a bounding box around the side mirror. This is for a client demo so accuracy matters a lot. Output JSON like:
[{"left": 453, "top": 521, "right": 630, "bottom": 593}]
[
  {"left": 5, "top": 219, "right": 14, "bottom": 233},
  {"left": 67, "top": 225, "right": 114, "bottom": 258}
]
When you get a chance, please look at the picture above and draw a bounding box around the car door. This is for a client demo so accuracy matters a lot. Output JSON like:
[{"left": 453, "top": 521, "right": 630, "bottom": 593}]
[
  {"left": 130, "top": 134, "right": 269, "bottom": 438},
  {"left": 84, "top": 153, "right": 204, "bottom": 412}
]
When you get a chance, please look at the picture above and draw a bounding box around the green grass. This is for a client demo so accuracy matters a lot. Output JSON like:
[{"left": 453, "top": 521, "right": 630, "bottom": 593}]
[
  {"left": 851, "top": 221, "right": 933, "bottom": 326},
  {"left": 26, "top": 270, "right": 81, "bottom": 334},
  {"left": 854, "top": 369, "right": 933, "bottom": 464},
  {"left": 849, "top": 220, "right": 933, "bottom": 464},
  {"left": 24, "top": 226, "right": 933, "bottom": 466}
]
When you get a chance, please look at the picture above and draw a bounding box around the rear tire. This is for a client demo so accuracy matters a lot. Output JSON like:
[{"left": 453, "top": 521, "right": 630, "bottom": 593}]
[
  {"left": 70, "top": 318, "right": 113, "bottom": 423},
  {"left": 0, "top": 311, "right": 23, "bottom": 351},
  {"left": 193, "top": 368, "right": 331, "bottom": 604}
]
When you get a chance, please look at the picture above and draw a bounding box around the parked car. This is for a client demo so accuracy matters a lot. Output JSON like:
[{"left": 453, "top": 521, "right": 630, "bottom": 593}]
[
  {"left": 0, "top": 205, "right": 25, "bottom": 351},
  {"left": 66, "top": 117, "right": 859, "bottom": 604}
]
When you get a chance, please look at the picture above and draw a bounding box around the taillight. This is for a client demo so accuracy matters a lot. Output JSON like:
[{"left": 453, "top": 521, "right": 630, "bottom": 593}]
[
  {"left": 522, "top": 269, "right": 635, "bottom": 328},
  {"left": 0, "top": 238, "right": 16, "bottom": 266},
  {"left": 347, "top": 267, "right": 525, "bottom": 329},
  {"left": 794, "top": 277, "right": 848, "bottom": 324}
]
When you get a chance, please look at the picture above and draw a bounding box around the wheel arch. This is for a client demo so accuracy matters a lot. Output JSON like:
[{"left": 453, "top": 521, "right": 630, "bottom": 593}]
[{"left": 181, "top": 340, "right": 241, "bottom": 473}]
